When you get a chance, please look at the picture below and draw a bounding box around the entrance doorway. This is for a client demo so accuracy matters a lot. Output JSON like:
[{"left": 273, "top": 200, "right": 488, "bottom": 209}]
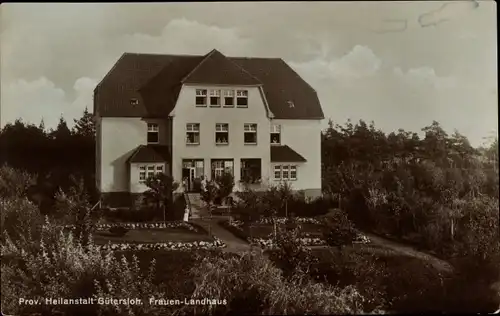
[{"left": 182, "top": 159, "right": 204, "bottom": 192}]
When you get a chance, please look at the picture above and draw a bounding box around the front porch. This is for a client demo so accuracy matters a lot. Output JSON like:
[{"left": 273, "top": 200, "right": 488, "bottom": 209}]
[{"left": 180, "top": 158, "right": 267, "bottom": 193}]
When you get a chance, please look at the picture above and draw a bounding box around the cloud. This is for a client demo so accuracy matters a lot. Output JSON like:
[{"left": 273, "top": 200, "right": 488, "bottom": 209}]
[
  {"left": 116, "top": 18, "right": 253, "bottom": 57},
  {"left": 418, "top": 1, "right": 480, "bottom": 27},
  {"left": 1, "top": 77, "right": 97, "bottom": 129},
  {"left": 393, "top": 67, "right": 457, "bottom": 89},
  {"left": 1, "top": 17, "right": 252, "bottom": 127},
  {"left": 289, "top": 45, "right": 382, "bottom": 84},
  {"left": 372, "top": 19, "right": 408, "bottom": 33}
]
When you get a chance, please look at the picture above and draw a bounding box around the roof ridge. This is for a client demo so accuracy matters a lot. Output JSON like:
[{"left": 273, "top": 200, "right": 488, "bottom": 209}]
[{"left": 123, "top": 52, "right": 201, "bottom": 58}]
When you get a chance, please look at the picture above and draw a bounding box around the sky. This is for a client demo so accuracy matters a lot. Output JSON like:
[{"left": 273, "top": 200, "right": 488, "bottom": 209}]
[{"left": 0, "top": 1, "right": 497, "bottom": 146}]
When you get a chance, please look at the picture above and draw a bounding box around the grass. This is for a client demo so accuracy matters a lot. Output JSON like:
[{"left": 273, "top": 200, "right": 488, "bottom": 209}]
[
  {"left": 93, "top": 226, "right": 213, "bottom": 244},
  {"left": 220, "top": 220, "right": 325, "bottom": 240}
]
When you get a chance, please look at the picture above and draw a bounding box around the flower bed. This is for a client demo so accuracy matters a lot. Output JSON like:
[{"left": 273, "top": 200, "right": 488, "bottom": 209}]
[
  {"left": 63, "top": 221, "right": 226, "bottom": 251},
  {"left": 64, "top": 221, "right": 199, "bottom": 232},
  {"left": 221, "top": 218, "right": 371, "bottom": 249},
  {"left": 96, "top": 238, "right": 226, "bottom": 252}
]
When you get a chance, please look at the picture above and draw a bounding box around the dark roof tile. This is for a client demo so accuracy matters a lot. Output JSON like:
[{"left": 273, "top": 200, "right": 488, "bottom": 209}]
[
  {"left": 95, "top": 50, "right": 324, "bottom": 120},
  {"left": 128, "top": 144, "right": 171, "bottom": 163},
  {"left": 270, "top": 145, "right": 307, "bottom": 163}
]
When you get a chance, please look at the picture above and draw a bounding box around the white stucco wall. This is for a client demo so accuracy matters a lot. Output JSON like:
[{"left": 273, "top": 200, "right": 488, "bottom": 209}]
[
  {"left": 99, "top": 117, "right": 170, "bottom": 193},
  {"left": 171, "top": 84, "right": 272, "bottom": 189},
  {"left": 270, "top": 119, "right": 323, "bottom": 192}
]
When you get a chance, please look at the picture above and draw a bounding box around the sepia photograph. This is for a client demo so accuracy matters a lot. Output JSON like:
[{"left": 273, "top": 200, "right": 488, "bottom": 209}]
[{"left": 0, "top": 1, "right": 498, "bottom": 315}]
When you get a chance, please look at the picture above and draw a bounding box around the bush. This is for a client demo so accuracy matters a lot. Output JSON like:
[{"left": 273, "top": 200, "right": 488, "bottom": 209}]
[
  {"left": 270, "top": 218, "right": 318, "bottom": 278},
  {"left": 322, "top": 209, "right": 358, "bottom": 249},
  {"left": 180, "top": 249, "right": 377, "bottom": 315},
  {"left": 0, "top": 165, "right": 36, "bottom": 199},
  {"left": 1, "top": 217, "right": 166, "bottom": 316}
]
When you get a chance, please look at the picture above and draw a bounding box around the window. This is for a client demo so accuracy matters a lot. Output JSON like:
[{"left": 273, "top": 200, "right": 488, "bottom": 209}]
[
  {"left": 290, "top": 166, "right": 297, "bottom": 180},
  {"left": 130, "top": 98, "right": 139, "bottom": 106},
  {"left": 196, "top": 89, "right": 207, "bottom": 106},
  {"left": 210, "top": 89, "right": 221, "bottom": 107},
  {"left": 274, "top": 165, "right": 298, "bottom": 181},
  {"left": 274, "top": 165, "right": 281, "bottom": 180},
  {"left": 139, "top": 164, "right": 164, "bottom": 183},
  {"left": 236, "top": 90, "right": 248, "bottom": 107},
  {"left": 211, "top": 159, "right": 233, "bottom": 179},
  {"left": 223, "top": 90, "right": 235, "bottom": 107},
  {"left": 186, "top": 123, "right": 200, "bottom": 145},
  {"left": 215, "top": 123, "right": 229, "bottom": 145},
  {"left": 139, "top": 166, "right": 146, "bottom": 182},
  {"left": 241, "top": 159, "right": 261, "bottom": 184},
  {"left": 244, "top": 123, "right": 257, "bottom": 144},
  {"left": 147, "top": 165, "right": 155, "bottom": 178},
  {"left": 271, "top": 125, "right": 281, "bottom": 144},
  {"left": 147, "top": 123, "right": 159, "bottom": 144},
  {"left": 282, "top": 165, "right": 289, "bottom": 180}
]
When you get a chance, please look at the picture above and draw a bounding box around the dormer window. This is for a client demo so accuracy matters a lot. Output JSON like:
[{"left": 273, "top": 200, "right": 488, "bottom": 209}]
[
  {"left": 147, "top": 123, "right": 159, "bottom": 144},
  {"left": 196, "top": 89, "right": 207, "bottom": 106},
  {"left": 210, "top": 90, "right": 221, "bottom": 107},
  {"left": 130, "top": 98, "right": 139, "bottom": 106},
  {"left": 236, "top": 90, "right": 248, "bottom": 107},
  {"left": 271, "top": 125, "right": 281, "bottom": 144}
]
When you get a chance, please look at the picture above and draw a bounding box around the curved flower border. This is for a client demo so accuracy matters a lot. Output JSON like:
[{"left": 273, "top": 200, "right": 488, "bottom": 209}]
[
  {"left": 225, "top": 218, "right": 371, "bottom": 249},
  {"left": 63, "top": 221, "right": 227, "bottom": 251},
  {"left": 96, "top": 238, "right": 226, "bottom": 252}
]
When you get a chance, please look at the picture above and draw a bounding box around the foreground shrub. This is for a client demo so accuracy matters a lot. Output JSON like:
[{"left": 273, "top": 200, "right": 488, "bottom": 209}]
[
  {"left": 1, "top": 218, "right": 164, "bottom": 316},
  {"left": 270, "top": 218, "right": 318, "bottom": 278},
  {"left": 179, "top": 249, "right": 380, "bottom": 315},
  {"left": 1, "top": 196, "right": 44, "bottom": 250},
  {"left": 0, "top": 165, "right": 35, "bottom": 199},
  {"left": 322, "top": 208, "right": 358, "bottom": 249}
]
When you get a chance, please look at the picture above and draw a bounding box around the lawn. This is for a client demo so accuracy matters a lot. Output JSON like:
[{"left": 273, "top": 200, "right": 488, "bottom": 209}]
[
  {"left": 93, "top": 226, "right": 214, "bottom": 245},
  {"left": 221, "top": 220, "right": 325, "bottom": 240}
]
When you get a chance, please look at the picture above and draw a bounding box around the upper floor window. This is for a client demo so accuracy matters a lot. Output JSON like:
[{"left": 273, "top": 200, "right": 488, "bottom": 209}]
[
  {"left": 244, "top": 123, "right": 257, "bottom": 145},
  {"left": 186, "top": 123, "right": 200, "bottom": 145},
  {"left": 236, "top": 90, "right": 248, "bottom": 107},
  {"left": 271, "top": 125, "right": 281, "bottom": 144},
  {"left": 210, "top": 89, "right": 221, "bottom": 107},
  {"left": 215, "top": 123, "right": 229, "bottom": 145},
  {"left": 147, "top": 123, "right": 159, "bottom": 144},
  {"left": 223, "top": 90, "right": 235, "bottom": 107},
  {"left": 196, "top": 89, "right": 207, "bottom": 106}
]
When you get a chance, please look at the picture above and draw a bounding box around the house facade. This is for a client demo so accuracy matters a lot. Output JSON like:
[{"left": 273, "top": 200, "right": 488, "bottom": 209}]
[{"left": 94, "top": 49, "right": 324, "bottom": 207}]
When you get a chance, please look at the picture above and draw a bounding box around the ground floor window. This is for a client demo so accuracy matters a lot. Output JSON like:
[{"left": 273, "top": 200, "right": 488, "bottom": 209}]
[
  {"left": 139, "top": 163, "right": 164, "bottom": 183},
  {"left": 241, "top": 158, "right": 261, "bottom": 183},
  {"left": 273, "top": 164, "right": 297, "bottom": 181},
  {"left": 211, "top": 159, "right": 234, "bottom": 179}
]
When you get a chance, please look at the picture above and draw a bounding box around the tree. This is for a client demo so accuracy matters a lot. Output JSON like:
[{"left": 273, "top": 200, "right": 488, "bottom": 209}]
[
  {"left": 50, "top": 116, "right": 72, "bottom": 141},
  {"left": 143, "top": 173, "right": 179, "bottom": 222},
  {"left": 72, "top": 107, "right": 95, "bottom": 139},
  {"left": 215, "top": 172, "right": 234, "bottom": 206},
  {"left": 200, "top": 180, "right": 219, "bottom": 235}
]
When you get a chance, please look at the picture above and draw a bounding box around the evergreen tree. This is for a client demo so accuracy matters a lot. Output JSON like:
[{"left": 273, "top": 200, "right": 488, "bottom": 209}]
[{"left": 72, "top": 107, "right": 95, "bottom": 139}]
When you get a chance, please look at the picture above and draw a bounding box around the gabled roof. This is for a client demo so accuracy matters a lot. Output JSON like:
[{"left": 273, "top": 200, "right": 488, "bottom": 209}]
[
  {"left": 270, "top": 145, "right": 307, "bottom": 163},
  {"left": 182, "top": 49, "right": 261, "bottom": 85},
  {"left": 95, "top": 49, "right": 324, "bottom": 120},
  {"left": 128, "top": 144, "right": 171, "bottom": 163}
]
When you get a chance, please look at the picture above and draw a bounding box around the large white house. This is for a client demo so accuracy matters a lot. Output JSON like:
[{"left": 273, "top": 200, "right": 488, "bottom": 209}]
[{"left": 94, "top": 49, "right": 325, "bottom": 207}]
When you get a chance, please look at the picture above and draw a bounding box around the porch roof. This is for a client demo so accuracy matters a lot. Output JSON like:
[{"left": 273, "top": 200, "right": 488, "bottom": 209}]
[
  {"left": 270, "top": 145, "right": 307, "bottom": 163},
  {"left": 128, "top": 144, "right": 171, "bottom": 163}
]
